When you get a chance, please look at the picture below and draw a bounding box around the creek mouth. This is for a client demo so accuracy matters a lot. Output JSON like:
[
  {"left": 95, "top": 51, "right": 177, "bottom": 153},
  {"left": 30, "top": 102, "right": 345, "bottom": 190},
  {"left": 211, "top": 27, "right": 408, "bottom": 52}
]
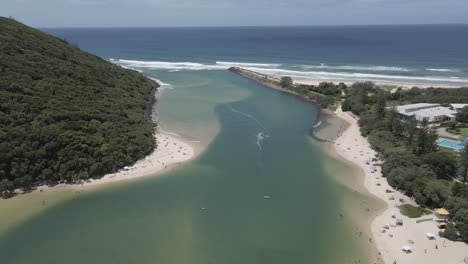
[{"left": 0, "top": 69, "right": 379, "bottom": 264}]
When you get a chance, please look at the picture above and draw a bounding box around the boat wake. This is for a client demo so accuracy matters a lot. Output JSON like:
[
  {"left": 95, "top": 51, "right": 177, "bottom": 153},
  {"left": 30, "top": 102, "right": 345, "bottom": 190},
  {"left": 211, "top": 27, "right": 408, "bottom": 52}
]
[
  {"left": 229, "top": 106, "right": 269, "bottom": 133},
  {"left": 226, "top": 105, "right": 270, "bottom": 152},
  {"left": 256, "top": 132, "right": 270, "bottom": 151}
]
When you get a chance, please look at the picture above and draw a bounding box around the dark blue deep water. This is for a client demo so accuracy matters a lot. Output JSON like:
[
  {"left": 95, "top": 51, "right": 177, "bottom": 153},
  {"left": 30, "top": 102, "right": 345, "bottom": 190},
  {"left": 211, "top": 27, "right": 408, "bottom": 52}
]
[{"left": 45, "top": 25, "right": 468, "bottom": 86}]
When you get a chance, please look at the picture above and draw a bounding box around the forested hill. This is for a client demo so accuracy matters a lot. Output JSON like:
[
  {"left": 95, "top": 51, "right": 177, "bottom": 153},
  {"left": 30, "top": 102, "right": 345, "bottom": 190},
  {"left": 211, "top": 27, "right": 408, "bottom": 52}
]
[{"left": 0, "top": 17, "right": 158, "bottom": 196}]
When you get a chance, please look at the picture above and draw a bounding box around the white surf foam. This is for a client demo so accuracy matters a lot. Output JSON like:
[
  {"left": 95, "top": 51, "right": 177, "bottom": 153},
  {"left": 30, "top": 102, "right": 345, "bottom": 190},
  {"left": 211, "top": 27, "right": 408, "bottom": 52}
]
[
  {"left": 148, "top": 77, "right": 172, "bottom": 87},
  {"left": 301, "top": 64, "right": 411, "bottom": 72},
  {"left": 247, "top": 67, "right": 468, "bottom": 84},
  {"left": 119, "top": 65, "right": 143, "bottom": 73},
  {"left": 114, "top": 59, "right": 281, "bottom": 71},
  {"left": 115, "top": 59, "right": 226, "bottom": 71},
  {"left": 112, "top": 59, "right": 468, "bottom": 85},
  {"left": 426, "top": 68, "right": 459, "bottom": 72},
  {"left": 216, "top": 61, "right": 282, "bottom": 68}
]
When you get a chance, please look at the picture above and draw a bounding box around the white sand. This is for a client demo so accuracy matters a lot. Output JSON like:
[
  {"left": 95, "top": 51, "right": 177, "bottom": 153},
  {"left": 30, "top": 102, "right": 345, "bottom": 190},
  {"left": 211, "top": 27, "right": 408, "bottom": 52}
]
[
  {"left": 294, "top": 78, "right": 462, "bottom": 89},
  {"left": 334, "top": 108, "right": 468, "bottom": 264},
  {"left": 25, "top": 130, "right": 198, "bottom": 194}
]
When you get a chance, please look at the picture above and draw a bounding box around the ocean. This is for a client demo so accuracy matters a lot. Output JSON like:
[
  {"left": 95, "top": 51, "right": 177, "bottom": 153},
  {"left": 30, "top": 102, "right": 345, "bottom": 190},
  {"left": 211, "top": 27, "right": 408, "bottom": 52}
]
[
  {"left": 46, "top": 25, "right": 468, "bottom": 87},
  {"left": 0, "top": 25, "right": 466, "bottom": 264}
]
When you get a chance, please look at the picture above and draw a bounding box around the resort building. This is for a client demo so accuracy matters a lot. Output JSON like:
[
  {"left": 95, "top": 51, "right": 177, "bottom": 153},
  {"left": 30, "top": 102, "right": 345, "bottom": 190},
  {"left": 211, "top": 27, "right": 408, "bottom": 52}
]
[
  {"left": 450, "top": 104, "right": 468, "bottom": 111},
  {"left": 388, "top": 103, "right": 457, "bottom": 123}
]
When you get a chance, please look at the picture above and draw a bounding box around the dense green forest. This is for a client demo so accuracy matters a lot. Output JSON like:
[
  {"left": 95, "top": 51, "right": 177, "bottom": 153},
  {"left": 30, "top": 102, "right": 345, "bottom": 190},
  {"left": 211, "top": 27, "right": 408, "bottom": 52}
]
[
  {"left": 391, "top": 87, "right": 468, "bottom": 104},
  {"left": 341, "top": 82, "right": 468, "bottom": 241},
  {"left": 279, "top": 77, "right": 344, "bottom": 108},
  {"left": 0, "top": 17, "right": 158, "bottom": 196}
]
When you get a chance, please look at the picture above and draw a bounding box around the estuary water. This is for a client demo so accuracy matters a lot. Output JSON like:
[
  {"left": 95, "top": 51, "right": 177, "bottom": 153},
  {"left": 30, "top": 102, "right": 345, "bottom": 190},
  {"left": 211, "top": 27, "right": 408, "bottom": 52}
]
[
  {"left": 0, "top": 67, "right": 380, "bottom": 264},
  {"left": 4, "top": 25, "right": 466, "bottom": 263}
]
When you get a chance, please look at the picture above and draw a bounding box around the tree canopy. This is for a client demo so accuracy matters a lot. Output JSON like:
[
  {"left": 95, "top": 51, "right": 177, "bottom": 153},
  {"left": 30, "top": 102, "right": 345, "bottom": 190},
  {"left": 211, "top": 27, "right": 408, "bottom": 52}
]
[
  {"left": 342, "top": 82, "right": 468, "bottom": 241},
  {"left": 0, "top": 17, "right": 158, "bottom": 196}
]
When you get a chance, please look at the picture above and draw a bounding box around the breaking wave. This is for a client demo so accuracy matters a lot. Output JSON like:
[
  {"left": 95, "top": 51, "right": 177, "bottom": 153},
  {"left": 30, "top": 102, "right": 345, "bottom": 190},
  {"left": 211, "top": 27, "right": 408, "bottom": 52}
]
[
  {"left": 216, "top": 61, "right": 282, "bottom": 68},
  {"left": 112, "top": 59, "right": 468, "bottom": 85},
  {"left": 301, "top": 64, "right": 411, "bottom": 72},
  {"left": 120, "top": 65, "right": 143, "bottom": 73},
  {"left": 248, "top": 67, "right": 468, "bottom": 84},
  {"left": 114, "top": 59, "right": 226, "bottom": 71},
  {"left": 148, "top": 77, "right": 172, "bottom": 87},
  {"left": 426, "top": 68, "right": 459, "bottom": 72}
]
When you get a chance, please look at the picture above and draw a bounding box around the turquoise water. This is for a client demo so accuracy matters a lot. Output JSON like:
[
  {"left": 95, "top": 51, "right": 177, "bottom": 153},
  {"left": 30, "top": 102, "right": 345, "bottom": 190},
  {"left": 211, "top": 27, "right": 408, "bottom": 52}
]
[
  {"left": 437, "top": 138, "right": 466, "bottom": 151},
  {"left": 0, "top": 70, "right": 380, "bottom": 264}
]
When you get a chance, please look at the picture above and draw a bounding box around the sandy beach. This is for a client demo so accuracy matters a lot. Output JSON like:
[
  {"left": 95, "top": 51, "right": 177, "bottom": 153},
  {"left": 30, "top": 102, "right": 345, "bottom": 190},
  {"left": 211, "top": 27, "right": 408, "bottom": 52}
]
[
  {"left": 334, "top": 108, "right": 468, "bottom": 264},
  {"left": 294, "top": 78, "right": 463, "bottom": 89},
  {"left": 31, "top": 129, "right": 199, "bottom": 194},
  {"left": 0, "top": 129, "right": 200, "bottom": 236}
]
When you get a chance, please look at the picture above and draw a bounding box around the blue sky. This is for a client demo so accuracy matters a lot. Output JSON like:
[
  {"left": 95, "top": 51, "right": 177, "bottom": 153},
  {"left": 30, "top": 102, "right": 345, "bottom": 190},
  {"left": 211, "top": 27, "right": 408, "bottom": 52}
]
[{"left": 1, "top": 0, "right": 468, "bottom": 27}]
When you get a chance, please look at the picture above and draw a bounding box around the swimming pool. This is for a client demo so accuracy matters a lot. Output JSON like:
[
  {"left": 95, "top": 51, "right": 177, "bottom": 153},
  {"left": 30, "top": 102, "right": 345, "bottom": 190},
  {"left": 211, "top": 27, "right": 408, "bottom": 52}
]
[{"left": 437, "top": 138, "right": 466, "bottom": 151}]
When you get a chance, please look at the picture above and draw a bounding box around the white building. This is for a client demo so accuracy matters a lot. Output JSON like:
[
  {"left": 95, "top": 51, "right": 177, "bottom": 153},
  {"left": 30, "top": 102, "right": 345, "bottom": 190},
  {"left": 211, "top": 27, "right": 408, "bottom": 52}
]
[
  {"left": 450, "top": 104, "right": 468, "bottom": 111},
  {"left": 389, "top": 103, "right": 457, "bottom": 123}
]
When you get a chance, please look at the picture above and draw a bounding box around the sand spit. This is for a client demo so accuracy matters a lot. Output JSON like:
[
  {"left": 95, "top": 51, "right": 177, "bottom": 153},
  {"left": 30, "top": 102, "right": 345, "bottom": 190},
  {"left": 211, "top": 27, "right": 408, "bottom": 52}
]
[{"left": 334, "top": 108, "right": 468, "bottom": 264}]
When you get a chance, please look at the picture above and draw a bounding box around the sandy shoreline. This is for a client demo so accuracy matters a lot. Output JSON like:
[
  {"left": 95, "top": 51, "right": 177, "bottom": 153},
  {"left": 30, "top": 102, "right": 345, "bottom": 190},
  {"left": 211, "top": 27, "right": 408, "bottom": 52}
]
[
  {"left": 333, "top": 108, "right": 468, "bottom": 264},
  {"left": 294, "top": 78, "right": 463, "bottom": 89},
  {"left": 27, "top": 129, "right": 199, "bottom": 194},
  {"left": 0, "top": 128, "right": 201, "bottom": 236}
]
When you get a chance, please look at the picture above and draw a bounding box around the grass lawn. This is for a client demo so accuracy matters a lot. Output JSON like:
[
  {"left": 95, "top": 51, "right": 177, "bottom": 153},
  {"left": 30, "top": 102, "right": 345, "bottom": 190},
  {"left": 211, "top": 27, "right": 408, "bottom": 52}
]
[
  {"left": 459, "top": 128, "right": 468, "bottom": 137},
  {"left": 399, "top": 204, "right": 431, "bottom": 218},
  {"left": 446, "top": 127, "right": 468, "bottom": 138}
]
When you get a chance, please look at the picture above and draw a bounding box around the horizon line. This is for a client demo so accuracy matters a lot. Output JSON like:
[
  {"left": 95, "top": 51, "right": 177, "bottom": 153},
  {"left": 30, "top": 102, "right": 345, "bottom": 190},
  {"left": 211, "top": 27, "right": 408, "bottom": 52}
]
[{"left": 40, "top": 23, "right": 468, "bottom": 30}]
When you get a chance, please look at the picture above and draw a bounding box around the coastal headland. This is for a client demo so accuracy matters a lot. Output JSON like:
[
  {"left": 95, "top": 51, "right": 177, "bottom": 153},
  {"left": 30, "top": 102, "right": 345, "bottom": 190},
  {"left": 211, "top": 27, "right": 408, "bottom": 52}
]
[{"left": 0, "top": 84, "right": 200, "bottom": 234}]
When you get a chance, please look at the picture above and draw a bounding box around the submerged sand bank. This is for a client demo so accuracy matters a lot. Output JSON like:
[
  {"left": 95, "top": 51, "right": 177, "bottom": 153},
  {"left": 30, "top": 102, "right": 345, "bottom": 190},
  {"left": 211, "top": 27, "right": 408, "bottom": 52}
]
[
  {"left": 8, "top": 130, "right": 198, "bottom": 195},
  {"left": 333, "top": 108, "right": 468, "bottom": 264},
  {"left": 0, "top": 130, "right": 200, "bottom": 235}
]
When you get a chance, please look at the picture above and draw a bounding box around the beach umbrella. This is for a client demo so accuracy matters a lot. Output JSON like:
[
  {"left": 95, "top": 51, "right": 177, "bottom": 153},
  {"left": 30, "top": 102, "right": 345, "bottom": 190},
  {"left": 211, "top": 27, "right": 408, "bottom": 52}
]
[
  {"left": 402, "top": 245, "right": 412, "bottom": 253},
  {"left": 426, "top": 232, "right": 436, "bottom": 240}
]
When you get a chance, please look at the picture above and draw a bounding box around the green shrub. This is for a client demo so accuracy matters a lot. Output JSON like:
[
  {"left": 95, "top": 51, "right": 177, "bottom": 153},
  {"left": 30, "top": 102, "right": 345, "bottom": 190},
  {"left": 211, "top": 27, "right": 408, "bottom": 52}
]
[{"left": 399, "top": 204, "right": 431, "bottom": 218}]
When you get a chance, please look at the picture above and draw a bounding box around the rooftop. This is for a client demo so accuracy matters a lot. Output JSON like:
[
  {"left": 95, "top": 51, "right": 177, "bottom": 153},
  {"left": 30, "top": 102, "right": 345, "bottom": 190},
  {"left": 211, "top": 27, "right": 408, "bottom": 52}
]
[
  {"left": 389, "top": 103, "right": 440, "bottom": 115},
  {"left": 451, "top": 104, "right": 468, "bottom": 110},
  {"left": 435, "top": 208, "right": 450, "bottom": 216},
  {"left": 414, "top": 107, "right": 457, "bottom": 118}
]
